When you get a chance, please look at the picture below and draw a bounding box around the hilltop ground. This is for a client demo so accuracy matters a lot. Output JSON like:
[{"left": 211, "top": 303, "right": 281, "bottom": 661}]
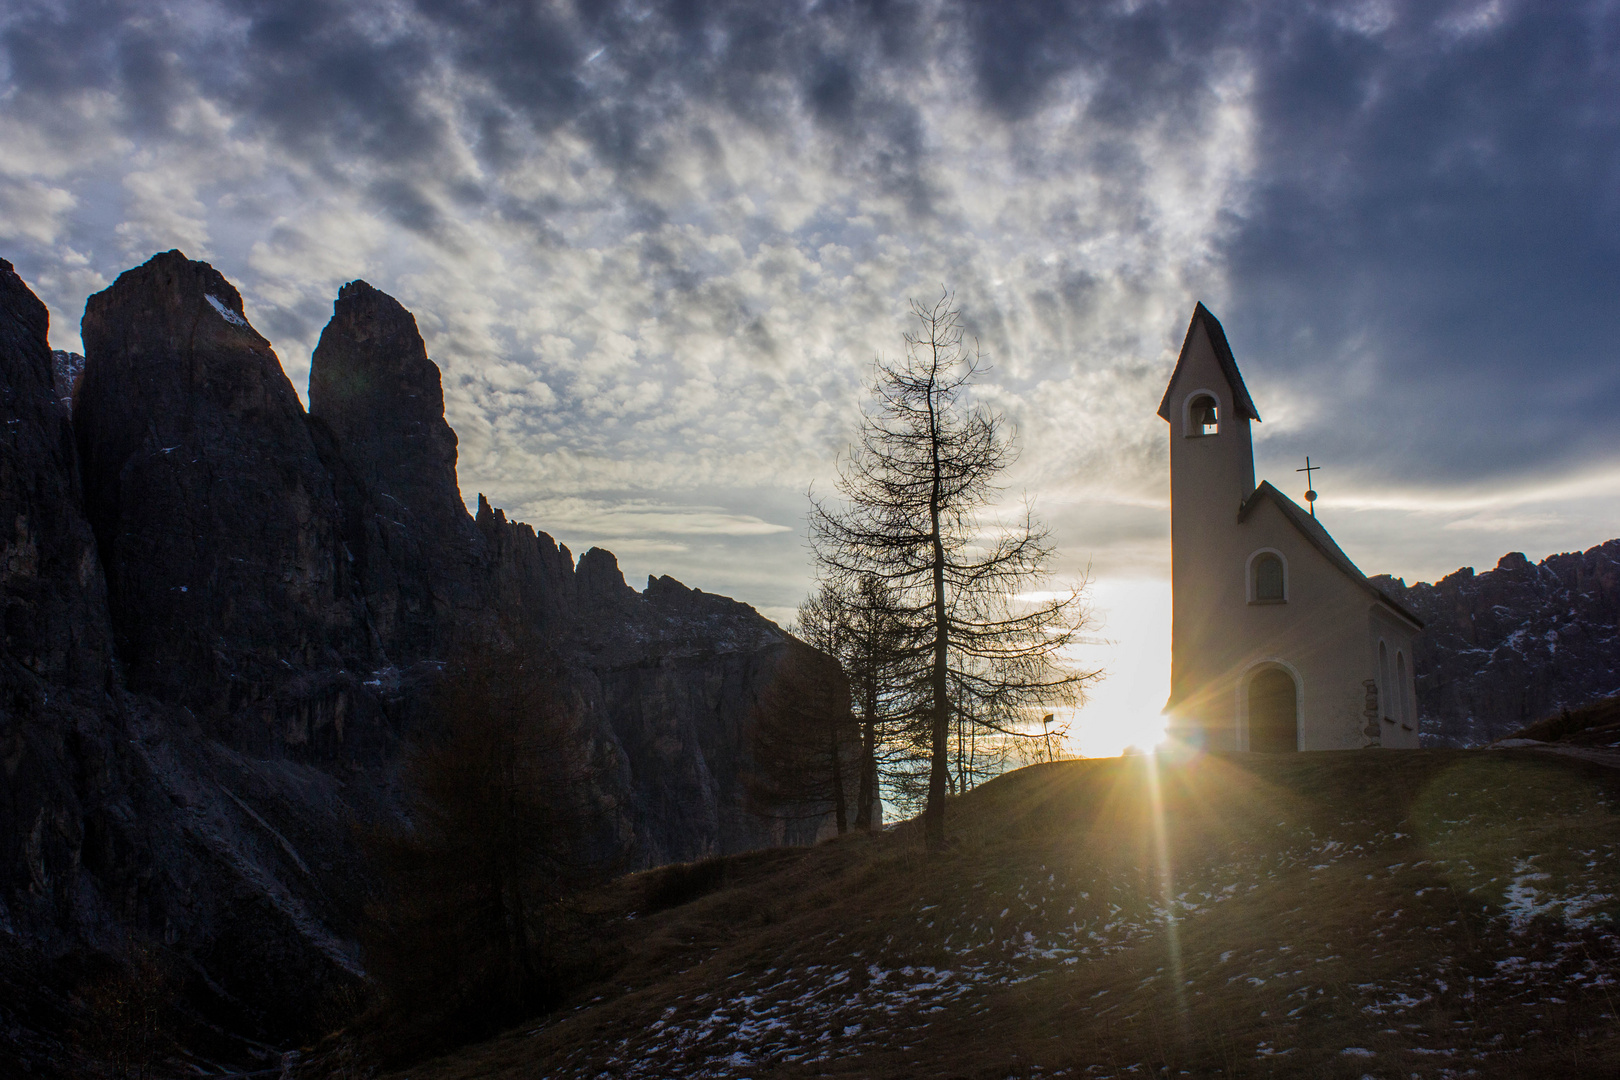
[{"left": 354, "top": 750, "right": 1619, "bottom": 1079}]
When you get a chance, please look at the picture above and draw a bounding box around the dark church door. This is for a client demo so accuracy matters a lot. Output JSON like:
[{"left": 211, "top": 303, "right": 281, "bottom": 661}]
[{"left": 1248, "top": 668, "right": 1299, "bottom": 752}]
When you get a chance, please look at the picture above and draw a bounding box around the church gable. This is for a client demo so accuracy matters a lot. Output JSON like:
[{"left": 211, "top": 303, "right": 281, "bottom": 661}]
[
  {"left": 1239, "top": 482, "right": 1423, "bottom": 630},
  {"left": 1156, "top": 302, "right": 1261, "bottom": 423}
]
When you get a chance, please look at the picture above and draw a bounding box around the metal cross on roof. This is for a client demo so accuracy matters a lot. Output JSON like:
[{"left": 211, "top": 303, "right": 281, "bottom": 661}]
[{"left": 1297, "top": 456, "right": 1320, "bottom": 518}]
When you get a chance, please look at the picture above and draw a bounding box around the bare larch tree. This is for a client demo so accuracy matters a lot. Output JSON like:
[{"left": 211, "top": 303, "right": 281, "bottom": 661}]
[{"left": 811, "top": 291, "right": 1096, "bottom": 853}]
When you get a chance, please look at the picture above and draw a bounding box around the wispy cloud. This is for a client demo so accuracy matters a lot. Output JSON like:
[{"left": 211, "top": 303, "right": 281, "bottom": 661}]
[{"left": 1324, "top": 463, "right": 1620, "bottom": 517}]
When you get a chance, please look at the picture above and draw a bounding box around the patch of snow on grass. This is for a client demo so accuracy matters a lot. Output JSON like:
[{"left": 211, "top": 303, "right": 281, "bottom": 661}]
[{"left": 1501, "top": 857, "right": 1614, "bottom": 932}]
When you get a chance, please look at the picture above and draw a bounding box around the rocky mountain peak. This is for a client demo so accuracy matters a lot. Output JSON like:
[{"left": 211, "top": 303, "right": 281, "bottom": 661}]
[
  {"left": 78, "top": 250, "right": 298, "bottom": 437},
  {"left": 95, "top": 249, "right": 260, "bottom": 344},
  {"left": 306, "top": 280, "right": 483, "bottom": 661},
  {"left": 0, "top": 257, "right": 111, "bottom": 689},
  {"left": 308, "top": 279, "right": 464, "bottom": 528},
  {"left": 577, "top": 546, "right": 636, "bottom": 605},
  {"left": 1, "top": 257, "right": 47, "bottom": 343},
  {"left": 75, "top": 250, "right": 364, "bottom": 717}
]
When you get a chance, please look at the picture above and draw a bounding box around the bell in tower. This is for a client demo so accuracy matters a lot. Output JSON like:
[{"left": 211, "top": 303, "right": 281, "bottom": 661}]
[{"left": 1189, "top": 395, "right": 1219, "bottom": 436}]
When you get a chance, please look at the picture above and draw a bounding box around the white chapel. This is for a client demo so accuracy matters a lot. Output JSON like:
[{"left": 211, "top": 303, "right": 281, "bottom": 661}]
[{"left": 1159, "top": 303, "right": 1423, "bottom": 752}]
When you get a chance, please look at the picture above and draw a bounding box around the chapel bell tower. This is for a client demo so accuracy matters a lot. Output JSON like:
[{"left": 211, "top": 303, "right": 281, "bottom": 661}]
[{"left": 1158, "top": 303, "right": 1262, "bottom": 741}]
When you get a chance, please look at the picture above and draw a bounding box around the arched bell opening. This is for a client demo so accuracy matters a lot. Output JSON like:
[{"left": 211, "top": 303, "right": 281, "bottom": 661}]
[
  {"left": 1184, "top": 392, "right": 1220, "bottom": 437},
  {"left": 1245, "top": 665, "right": 1299, "bottom": 753}
]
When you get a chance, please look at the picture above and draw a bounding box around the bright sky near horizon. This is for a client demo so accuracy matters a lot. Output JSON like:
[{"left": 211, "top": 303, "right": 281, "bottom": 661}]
[{"left": 3, "top": 1, "right": 1618, "bottom": 759}]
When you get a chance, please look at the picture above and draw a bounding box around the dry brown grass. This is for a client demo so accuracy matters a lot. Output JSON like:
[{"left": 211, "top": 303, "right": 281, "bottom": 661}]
[{"left": 378, "top": 749, "right": 1620, "bottom": 1079}]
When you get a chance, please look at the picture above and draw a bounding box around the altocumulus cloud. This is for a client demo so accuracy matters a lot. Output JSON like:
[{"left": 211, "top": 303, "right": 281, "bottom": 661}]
[{"left": 1, "top": 0, "right": 1618, "bottom": 625}]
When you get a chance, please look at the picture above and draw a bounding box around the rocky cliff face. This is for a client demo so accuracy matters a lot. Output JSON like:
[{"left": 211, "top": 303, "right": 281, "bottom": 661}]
[
  {"left": 0, "top": 260, "right": 111, "bottom": 693},
  {"left": 48, "top": 350, "right": 82, "bottom": 412},
  {"left": 1372, "top": 542, "right": 1620, "bottom": 746},
  {"left": 0, "top": 255, "right": 118, "bottom": 968},
  {"left": 0, "top": 251, "right": 824, "bottom": 1074},
  {"left": 5, "top": 255, "right": 366, "bottom": 1070}
]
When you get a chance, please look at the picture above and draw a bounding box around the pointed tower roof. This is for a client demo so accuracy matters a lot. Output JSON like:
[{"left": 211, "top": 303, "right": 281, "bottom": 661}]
[{"left": 1156, "top": 302, "right": 1261, "bottom": 422}]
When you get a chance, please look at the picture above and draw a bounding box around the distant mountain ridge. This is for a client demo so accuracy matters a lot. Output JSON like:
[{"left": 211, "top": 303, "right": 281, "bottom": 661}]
[
  {"left": 0, "top": 251, "right": 825, "bottom": 1073},
  {"left": 1372, "top": 541, "right": 1620, "bottom": 746}
]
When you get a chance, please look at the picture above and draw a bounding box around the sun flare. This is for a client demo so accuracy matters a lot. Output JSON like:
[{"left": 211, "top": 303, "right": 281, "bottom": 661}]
[{"left": 1065, "top": 578, "right": 1173, "bottom": 758}]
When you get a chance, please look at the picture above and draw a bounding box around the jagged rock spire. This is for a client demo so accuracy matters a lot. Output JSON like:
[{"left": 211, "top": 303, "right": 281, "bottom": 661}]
[{"left": 76, "top": 250, "right": 366, "bottom": 714}]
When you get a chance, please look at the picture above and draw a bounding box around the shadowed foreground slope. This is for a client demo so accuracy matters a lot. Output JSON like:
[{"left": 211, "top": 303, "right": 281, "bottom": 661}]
[{"left": 370, "top": 750, "right": 1620, "bottom": 1079}]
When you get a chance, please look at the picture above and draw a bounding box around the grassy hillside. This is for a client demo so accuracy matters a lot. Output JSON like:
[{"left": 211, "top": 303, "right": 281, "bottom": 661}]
[{"left": 376, "top": 750, "right": 1620, "bottom": 1079}]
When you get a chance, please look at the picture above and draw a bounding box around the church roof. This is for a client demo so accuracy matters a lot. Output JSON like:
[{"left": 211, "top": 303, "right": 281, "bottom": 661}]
[
  {"left": 1239, "top": 481, "right": 1425, "bottom": 630},
  {"left": 1156, "top": 302, "right": 1261, "bottom": 422}
]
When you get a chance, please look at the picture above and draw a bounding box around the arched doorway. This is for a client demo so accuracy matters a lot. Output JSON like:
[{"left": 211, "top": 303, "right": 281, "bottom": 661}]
[{"left": 1247, "top": 667, "right": 1299, "bottom": 752}]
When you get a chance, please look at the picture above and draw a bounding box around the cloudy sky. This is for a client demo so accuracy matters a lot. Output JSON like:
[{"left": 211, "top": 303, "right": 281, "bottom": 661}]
[{"left": 3, "top": 0, "right": 1617, "bottom": 753}]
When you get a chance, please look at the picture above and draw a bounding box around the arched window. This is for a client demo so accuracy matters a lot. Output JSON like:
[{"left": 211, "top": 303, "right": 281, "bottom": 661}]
[
  {"left": 1248, "top": 550, "right": 1286, "bottom": 603},
  {"left": 1255, "top": 554, "right": 1284, "bottom": 601},
  {"left": 1396, "top": 652, "right": 1412, "bottom": 729},
  {"left": 1186, "top": 393, "right": 1219, "bottom": 437},
  {"left": 1378, "top": 641, "right": 1392, "bottom": 722}
]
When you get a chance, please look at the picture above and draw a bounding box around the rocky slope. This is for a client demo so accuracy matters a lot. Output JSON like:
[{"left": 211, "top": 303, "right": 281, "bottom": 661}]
[
  {"left": 0, "top": 251, "right": 824, "bottom": 1074},
  {"left": 1372, "top": 542, "right": 1620, "bottom": 746}
]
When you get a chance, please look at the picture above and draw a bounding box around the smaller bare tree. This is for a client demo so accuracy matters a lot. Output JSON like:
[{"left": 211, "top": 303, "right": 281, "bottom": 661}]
[{"left": 795, "top": 575, "right": 914, "bottom": 828}]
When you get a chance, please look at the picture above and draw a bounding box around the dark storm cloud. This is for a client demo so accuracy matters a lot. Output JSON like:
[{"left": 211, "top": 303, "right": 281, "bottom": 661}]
[
  {"left": 1, "top": 1, "right": 931, "bottom": 218},
  {"left": 961, "top": 0, "right": 1233, "bottom": 124},
  {"left": 1, "top": 0, "right": 1234, "bottom": 212},
  {"left": 1224, "top": 1, "right": 1620, "bottom": 482},
  {"left": 237, "top": 5, "right": 448, "bottom": 168}
]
